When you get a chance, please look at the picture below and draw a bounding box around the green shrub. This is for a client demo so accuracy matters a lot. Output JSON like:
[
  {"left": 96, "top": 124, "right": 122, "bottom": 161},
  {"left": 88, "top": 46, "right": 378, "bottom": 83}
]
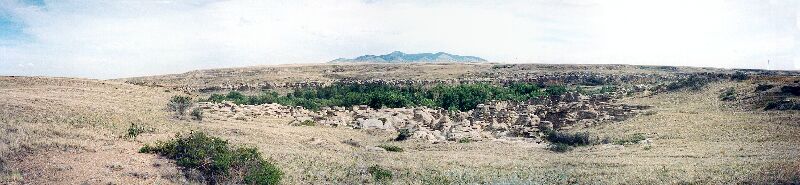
[
  {"left": 545, "top": 130, "right": 592, "bottom": 146},
  {"left": 368, "top": 165, "right": 393, "bottom": 183},
  {"left": 190, "top": 108, "right": 204, "bottom": 121},
  {"left": 394, "top": 129, "right": 412, "bottom": 141},
  {"left": 458, "top": 138, "right": 472, "bottom": 143},
  {"left": 377, "top": 145, "right": 403, "bottom": 152},
  {"left": 139, "top": 132, "right": 282, "bottom": 184},
  {"left": 719, "top": 87, "right": 736, "bottom": 101},
  {"left": 548, "top": 143, "right": 573, "bottom": 153},
  {"left": 203, "top": 83, "right": 563, "bottom": 111},
  {"left": 545, "top": 85, "right": 569, "bottom": 96},
  {"left": 168, "top": 95, "right": 193, "bottom": 117},
  {"left": 126, "top": 123, "right": 153, "bottom": 139},
  {"left": 614, "top": 133, "right": 647, "bottom": 145}
]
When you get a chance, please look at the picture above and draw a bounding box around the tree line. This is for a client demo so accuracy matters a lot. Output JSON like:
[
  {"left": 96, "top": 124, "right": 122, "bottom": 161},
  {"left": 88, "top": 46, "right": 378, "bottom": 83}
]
[{"left": 206, "top": 83, "right": 569, "bottom": 111}]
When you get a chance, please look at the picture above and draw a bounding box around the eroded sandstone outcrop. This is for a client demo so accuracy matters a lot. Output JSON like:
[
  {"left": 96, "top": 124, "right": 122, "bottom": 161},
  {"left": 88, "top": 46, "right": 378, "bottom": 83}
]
[{"left": 196, "top": 91, "right": 650, "bottom": 143}]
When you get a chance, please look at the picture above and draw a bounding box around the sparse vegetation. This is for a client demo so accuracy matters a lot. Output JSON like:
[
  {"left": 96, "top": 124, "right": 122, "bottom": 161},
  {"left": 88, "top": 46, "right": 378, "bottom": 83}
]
[
  {"left": 139, "top": 132, "right": 282, "bottom": 184},
  {"left": 342, "top": 139, "right": 361, "bottom": 147},
  {"left": 296, "top": 120, "right": 316, "bottom": 126},
  {"left": 458, "top": 138, "right": 472, "bottom": 143},
  {"left": 642, "top": 110, "right": 658, "bottom": 116},
  {"left": 719, "top": 87, "right": 736, "bottom": 101},
  {"left": 125, "top": 123, "right": 153, "bottom": 139},
  {"left": 545, "top": 130, "right": 592, "bottom": 146},
  {"left": 544, "top": 130, "right": 593, "bottom": 153},
  {"left": 614, "top": 133, "right": 647, "bottom": 145},
  {"left": 190, "top": 107, "right": 204, "bottom": 121},
  {"left": 731, "top": 71, "right": 750, "bottom": 81},
  {"left": 377, "top": 144, "right": 403, "bottom": 152},
  {"left": 665, "top": 75, "right": 712, "bottom": 91},
  {"left": 205, "top": 83, "right": 569, "bottom": 111},
  {"left": 579, "top": 85, "right": 617, "bottom": 95},
  {"left": 394, "top": 129, "right": 412, "bottom": 141},
  {"left": 368, "top": 165, "right": 393, "bottom": 183},
  {"left": 765, "top": 99, "right": 800, "bottom": 110},
  {"left": 756, "top": 84, "right": 775, "bottom": 92},
  {"left": 548, "top": 143, "right": 573, "bottom": 153},
  {"left": 168, "top": 95, "right": 193, "bottom": 117}
]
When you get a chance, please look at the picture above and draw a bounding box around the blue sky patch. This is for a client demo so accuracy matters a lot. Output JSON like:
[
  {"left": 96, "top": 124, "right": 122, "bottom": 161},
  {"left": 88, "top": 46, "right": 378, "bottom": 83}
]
[
  {"left": 0, "top": 15, "right": 26, "bottom": 41},
  {"left": 22, "top": 0, "right": 45, "bottom": 7}
]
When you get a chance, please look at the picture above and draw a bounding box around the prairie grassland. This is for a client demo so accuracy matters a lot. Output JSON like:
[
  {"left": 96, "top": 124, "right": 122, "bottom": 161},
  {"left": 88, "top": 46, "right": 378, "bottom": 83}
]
[
  {"left": 0, "top": 77, "right": 188, "bottom": 184},
  {"left": 1, "top": 76, "right": 798, "bottom": 184}
]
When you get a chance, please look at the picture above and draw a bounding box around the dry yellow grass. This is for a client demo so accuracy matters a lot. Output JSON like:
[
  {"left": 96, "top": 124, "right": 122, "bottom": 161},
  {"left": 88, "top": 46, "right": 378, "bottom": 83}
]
[
  {"left": 1, "top": 73, "right": 799, "bottom": 184},
  {"left": 0, "top": 77, "right": 189, "bottom": 184}
]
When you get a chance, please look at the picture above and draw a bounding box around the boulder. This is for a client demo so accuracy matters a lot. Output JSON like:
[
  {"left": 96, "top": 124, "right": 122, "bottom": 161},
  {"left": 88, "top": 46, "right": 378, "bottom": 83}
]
[
  {"left": 356, "top": 118, "right": 390, "bottom": 130},
  {"left": 435, "top": 115, "right": 453, "bottom": 130},
  {"left": 413, "top": 109, "right": 435, "bottom": 125}
]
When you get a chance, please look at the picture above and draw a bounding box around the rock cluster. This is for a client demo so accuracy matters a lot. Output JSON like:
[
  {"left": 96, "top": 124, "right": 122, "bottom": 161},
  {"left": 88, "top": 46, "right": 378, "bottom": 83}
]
[{"left": 196, "top": 92, "right": 650, "bottom": 143}]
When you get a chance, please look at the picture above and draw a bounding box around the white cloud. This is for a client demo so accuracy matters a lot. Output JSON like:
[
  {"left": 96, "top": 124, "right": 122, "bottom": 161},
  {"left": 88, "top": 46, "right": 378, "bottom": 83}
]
[{"left": 0, "top": 0, "right": 797, "bottom": 79}]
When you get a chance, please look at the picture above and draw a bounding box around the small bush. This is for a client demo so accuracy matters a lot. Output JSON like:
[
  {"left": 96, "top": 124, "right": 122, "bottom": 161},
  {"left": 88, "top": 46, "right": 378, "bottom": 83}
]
[
  {"left": 731, "top": 71, "right": 750, "bottom": 81},
  {"left": 139, "top": 132, "right": 282, "bottom": 184},
  {"left": 377, "top": 145, "right": 403, "bottom": 152},
  {"left": 765, "top": 100, "right": 800, "bottom": 110},
  {"left": 756, "top": 84, "right": 775, "bottom": 92},
  {"left": 458, "top": 138, "right": 472, "bottom": 143},
  {"left": 126, "top": 123, "right": 153, "bottom": 139},
  {"left": 545, "top": 130, "right": 592, "bottom": 146},
  {"left": 781, "top": 85, "right": 800, "bottom": 96},
  {"left": 168, "top": 96, "right": 193, "bottom": 117},
  {"left": 548, "top": 143, "right": 572, "bottom": 153},
  {"left": 614, "top": 133, "right": 647, "bottom": 145},
  {"left": 298, "top": 120, "right": 316, "bottom": 126},
  {"left": 394, "top": 129, "right": 412, "bottom": 141},
  {"left": 190, "top": 108, "right": 204, "bottom": 121},
  {"left": 368, "top": 165, "right": 393, "bottom": 183},
  {"left": 719, "top": 87, "right": 736, "bottom": 101}
]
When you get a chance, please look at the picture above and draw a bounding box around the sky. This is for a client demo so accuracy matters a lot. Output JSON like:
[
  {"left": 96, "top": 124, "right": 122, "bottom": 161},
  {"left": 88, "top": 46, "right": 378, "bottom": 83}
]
[{"left": 0, "top": 0, "right": 798, "bottom": 79}]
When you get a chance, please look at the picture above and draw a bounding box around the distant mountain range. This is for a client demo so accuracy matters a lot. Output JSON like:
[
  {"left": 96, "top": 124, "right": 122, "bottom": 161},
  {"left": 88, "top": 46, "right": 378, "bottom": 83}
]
[{"left": 330, "top": 51, "right": 487, "bottom": 63}]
